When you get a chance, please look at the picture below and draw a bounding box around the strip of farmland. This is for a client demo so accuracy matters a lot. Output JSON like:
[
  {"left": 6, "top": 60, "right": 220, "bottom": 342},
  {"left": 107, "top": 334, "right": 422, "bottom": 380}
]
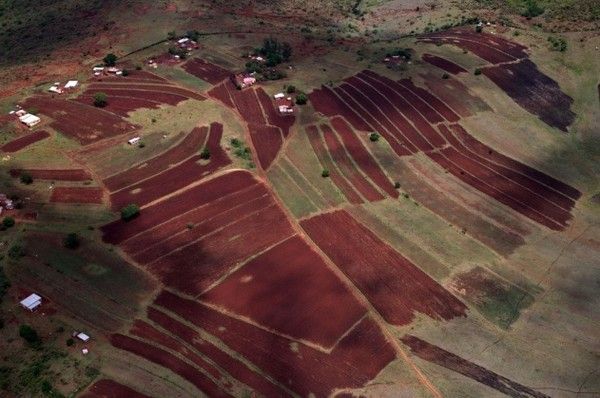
[
  {"left": 109, "top": 122, "right": 230, "bottom": 210},
  {"left": 154, "top": 290, "right": 396, "bottom": 397},
  {"left": 301, "top": 210, "right": 468, "bottom": 325},
  {"left": 201, "top": 236, "right": 367, "bottom": 348},
  {"left": 104, "top": 126, "right": 209, "bottom": 192},
  {"left": 308, "top": 85, "right": 372, "bottom": 131},
  {"left": 1, "top": 130, "right": 50, "bottom": 152},
  {"left": 422, "top": 54, "right": 467, "bottom": 74},
  {"left": 396, "top": 78, "right": 460, "bottom": 122},
  {"left": 248, "top": 123, "right": 283, "bottom": 169},
  {"left": 255, "top": 88, "right": 294, "bottom": 137},
  {"left": 10, "top": 168, "right": 91, "bottom": 181},
  {"left": 82, "top": 379, "right": 151, "bottom": 398},
  {"left": 50, "top": 187, "right": 103, "bottom": 204},
  {"left": 401, "top": 335, "right": 549, "bottom": 398},
  {"left": 74, "top": 95, "right": 165, "bottom": 116},
  {"left": 20, "top": 97, "right": 139, "bottom": 145},
  {"left": 85, "top": 83, "right": 206, "bottom": 101},
  {"left": 182, "top": 58, "right": 232, "bottom": 84}
]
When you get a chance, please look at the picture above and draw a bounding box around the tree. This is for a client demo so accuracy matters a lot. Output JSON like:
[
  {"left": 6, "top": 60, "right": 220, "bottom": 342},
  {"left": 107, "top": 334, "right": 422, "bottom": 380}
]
[
  {"left": 103, "top": 53, "right": 117, "bottom": 67},
  {"left": 2, "top": 217, "right": 15, "bottom": 228},
  {"left": 20, "top": 173, "right": 33, "bottom": 185},
  {"left": 19, "top": 324, "right": 41, "bottom": 348},
  {"left": 93, "top": 92, "right": 108, "bottom": 107},
  {"left": 64, "top": 233, "right": 80, "bottom": 249},
  {"left": 369, "top": 133, "right": 380, "bottom": 142},
  {"left": 474, "top": 68, "right": 482, "bottom": 76},
  {"left": 121, "top": 204, "right": 140, "bottom": 221},
  {"left": 200, "top": 147, "right": 211, "bottom": 160},
  {"left": 321, "top": 169, "right": 330, "bottom": 178},
  {"left": 286, "top": 85, "right": 296, "bottom": 94},
  {"left": 295, "top": 92, "right": 308, "bottom": 105},
  {"left": 8, "top": 244, "right": 25, "bottom": 259},
  {"left": 186, "top": 30, "right": 200, "bottom": 41},
  {"left": 167, "top": 30, "right": 177, "bottom": 40}
]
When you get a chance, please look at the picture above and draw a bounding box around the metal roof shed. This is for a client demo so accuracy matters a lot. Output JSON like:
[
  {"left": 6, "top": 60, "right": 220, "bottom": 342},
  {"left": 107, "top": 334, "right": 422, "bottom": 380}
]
[{"left": 20, "top": 294, "right": 42, "bottom": 311}]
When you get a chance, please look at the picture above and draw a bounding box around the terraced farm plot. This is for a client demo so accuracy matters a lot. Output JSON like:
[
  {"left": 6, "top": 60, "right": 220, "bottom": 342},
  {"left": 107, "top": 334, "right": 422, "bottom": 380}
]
[{"left": 1, "top": 130, "right": 50, "bottom": 152}]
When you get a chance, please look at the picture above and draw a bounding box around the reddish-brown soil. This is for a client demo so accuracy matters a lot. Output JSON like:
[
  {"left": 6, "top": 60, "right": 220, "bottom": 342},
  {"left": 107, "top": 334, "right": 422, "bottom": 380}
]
[
  {"left": 104, "top": 126, "right": 208, "bottom": 192},
  {"left": 154, "top": 290, "right": 397, "bottom": 397},
  {"left": 422, "top": 54, "right": 467, "bottom": 75},
  {"left": 109, "top": 122, "right": 230, "bottom": 210},
  {"left": 96, "top": 70, "right": 168, "bottom": 83},
  {"left": 201, "top": 236, "right": 366, "bottom": 347},
  {"left": 397, "top": 79, "right": 460, "bottom": 123},
  {"left": 82, "top": 379, "right": 151, "bottom": 398},
  {"left": 331, "top": 116, "right": 398, "bottom": 198},
  {"left": 110, "top": 334, "right": 231, "bottom": 397},
  {"left": 207, "top": 82, "right": 235, "bottom": 108},
  {"left": 9, "top": 168, "right": 91, "bottom": 181},
  {"left": 301, "top": 210, "right": 468, "bottom": 325},
  {"left": 228, "top": 86, "right": 267, "bottom": 125},
  {"left": 255, "top": 88, "right": 295, "bottom": 137},
  {"left": 1, "top": 130, "right": 50, "bottom": 152},
  {"left": 181, "top": 58, "right": 231, "bottom": 84},
  {"left": 419, "top": 73, "right": 487, "bottom": 118},
  {"left": 309, "top": 85, "right": 371, "bottom": 132},
  {"left": 85, "top": 83, "right": 206, "bottom": 101},
  {"left": 83, "top": 88, "right": 189, "bottom": 106},
  {"left": 50, "top": 187, "right": 103, "bottom": 204},
  {"left": 20, "top": 96, "right": 138, "bottom": 145},
  {"left": 248, "top": 123, "right": 283, "bottom": 170},
  {"left": 306, "top": 125, "right": 363, "bottom": 204},
  {"left": 401, "top": 335, "right": 548, "bottom": 398},
  {"left": 101, "top": 170, "right": 258, "bottom": 244},
  {"left": 74, "top": 95, "right": 164, "bottom": 116},
  {"left": 320, "top": 123, "right": 384, "bottom": 201},
  {"left": 482, "top": 59, "right": 575, "bottom": 131},
  {"left": 418, "top": 36, "right": 515, "bottom": 64}
]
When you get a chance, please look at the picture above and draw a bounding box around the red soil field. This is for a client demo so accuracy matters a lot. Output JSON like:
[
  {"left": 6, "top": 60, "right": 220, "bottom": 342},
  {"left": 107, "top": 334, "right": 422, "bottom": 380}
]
[
  {"left": 104, "top": 126, "right": 208, "bottom": 192},
  {"left": 207, "top": 82, "right": 235, "bottom": 108},
  {"left": 154, "top": 290, "right": 397, "bottom": 397},
  {"left": 101, "top": 170, "right": 258, "bottom": 244},
  {"left": 144, "top": 203, "right": 295, "bottom": 295},
  {"left": 331, "top": 116, "right": 398, "bottom": 198},
  {"left": 397, "top": 79, "right": 460, "bottom": 123},
  {"left": 482, "top": 59, "right": 575, "bottom": 131},
  {"left": 228, "top": 86, "right": 267, "bottom": 125},
  {"left": 320, "top": 123, "right": 384, "bottom": 201},
  {"left": 83, "top": 379, "right": 151, "bottom": 398},
  {"left": 99, "top": 70, "right": 169, "bottom": 82},
  {"left": 422, "top": 28, "right": 529, "bottom": 59},
  {"left": 308, "top": 85, "right": 371, "bottom": 131},
  {"left": 201, "top": 236, "right": 366, "bottom": 347},
  {"left": 1, "top": 130, "right": 50, "bottom": 152},
  {"left": 419, "top": 74, "right": 480, "bottom": 118},
  {"left": 438, "top": 125, "right": 575, "bottom": 212},
  {"left": 109, "top": 123, "right": 230, "bottom": 210},
  {"left": 347, "top": 75, "right": 446, "bottom": 148},
  {"left": 20, "top": 96, "right": 138, "bottom": 145},
  {"left": 147, "top": 308, "right": 291, "bottom": 397},
  {"left": 182, "top": 58, "right": 231, "bottom": 84},
  {"left": 86, "top": 83, "right": 206, "bottom": 101},
  {"left": 427, "top": 151, "right": 566, "bottom": 230},
  {"left": 418, "top": 36, "right": 515, "bottom": 64},
  {"left": 336, "top": 83, "right": 426, "bottom": 153},
  {"left": 301, "top": 210, "right": 468, "bottom": 325},
  {"left": 448, "top": 124, "right": 580, "bottom": 200},
  {"left": 255, "top": 88, "right": 295, "bottom": 137},
  {"left": 110, "top": 334, "right": 231, "bottom": 397},
  {"left": 248, "top": 123, "right": 283, "bottom": 170},
  {"left": 401, "top": 335, "right": 548, "bottom": 398},
  {"left": 50, "top": 187, "right": 103, "bottom": 204},
  {"left": 120, "top": 184, "right": 268, "bottom": 254},
  {"left": 422, "top": 53, "right": 467, "bottom": 74},
  {"left": 83, "top": 88, "right": 189, "bottom": 106},
  {"left": 306, "top": 125, "right": 363, "bottom": 204},
  {"left": 74, "top": 95, "right": 164, "bottom": 116},
  {"left": 9, "top": 168, "right": 91, "bottom": 181}
]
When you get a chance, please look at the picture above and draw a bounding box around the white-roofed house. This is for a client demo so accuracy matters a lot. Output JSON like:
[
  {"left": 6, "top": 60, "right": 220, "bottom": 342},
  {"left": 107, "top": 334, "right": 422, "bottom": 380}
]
[
  {"left": 64, "top": 80, "right": 79, "bottom": 89},
  {"left": 20, "top": 293, "right": 42, "bottom": 311},
  {"left": 19, "top": 113, "right": 41, "bottom": 128}
]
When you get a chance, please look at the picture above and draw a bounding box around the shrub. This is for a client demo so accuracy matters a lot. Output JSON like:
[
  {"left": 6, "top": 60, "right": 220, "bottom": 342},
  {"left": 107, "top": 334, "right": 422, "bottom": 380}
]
[
  {"left": 474, "top": 68, "right": 482, "bottom": 75},
  {"left": 93, "top": 92, "right": 108, "bottom": 107},
  {"left": 475, "top": 24, "right": 483, "bottom": 33},
  {"left": 8, "top": 244, "right": 25, "bottom": 259},
  {"left": 230, "top": 138, "right": 241, "bottom": 147},
  {"left": 521, "top": 0, "right": 544, "bottom": 18},
  {"left": 369, "top": 133, "right": 380, "bottom": 142},
  {"left": 121, "top": 69, "right": 129, "bottom": 76},
  {"left": 200, "top": 147, "right": 211, "bottom": 160},
  {"left": 19, "top": 324, "right": 41, "bottom": 347},
  {"left": 120, "top": 204, "right": 140, "bottom": 221},
  {"left": 442, "top": 73, "right": 450, "bottom": 79},
  {"left": 295, "top": 92, "right": 308, "bottom": 105},
  {"left": 66, "top": 338, "right": 74, "bottom": 347},
  {"left": 135, "top": 65, "right": 142, "bottom": 70},
  {"left": 548, "top": 36, "right": 567, "bottom": 52},
  {"left": 103, "top": 53, "right": 117, "bottom": 67},
  {"left": 138, "top": 142, "right": 145, "bottom": 148},
  {"left": 286, "top": 85, "right": 296, "bottom": 94},
  {"left": 2, "top": 217, "right": 15, "bottom": 228},
  {"left": 394, "top": 182, "right": 401, "bottom": 189},
  {"left": 20, "top": 173, "right": 33, "bottom": 184},
  {"left": 321, "top": 169, "right": 330, "bottom": 178},
  {"left": 41, "top": 380, "right": 52, "bottom": 394},
  {"left": 63, "top": 233, "right": 80, "bottom": 249}
]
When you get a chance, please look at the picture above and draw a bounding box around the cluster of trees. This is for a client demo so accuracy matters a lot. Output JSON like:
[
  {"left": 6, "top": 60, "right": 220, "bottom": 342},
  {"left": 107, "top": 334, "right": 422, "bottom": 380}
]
[
  {"left": 244, "top": 38, "right": 292, "bottom": 81},
  {"left": 548, "top": 36, "right": 567, "bottom": 52}
]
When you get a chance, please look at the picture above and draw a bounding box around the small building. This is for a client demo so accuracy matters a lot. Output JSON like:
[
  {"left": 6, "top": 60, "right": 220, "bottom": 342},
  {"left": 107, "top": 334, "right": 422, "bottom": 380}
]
[
  {"left": 178, "top": 37, "right": 190, "bottom": 44},
  {"left": 64, "top": 80, "right": 79, "bottom": 89},
  {"left": 92, "top": 66, "right": 105, "bottom": 72},
  {"left": 128, "top": 137, "right": 141, "bottom": 145},
  {"left": 278, "top": 105, "right": 294, "bottom": 114},
  {"left": 273, "top": 93, "right": 285, "bottom": 100},
  {"left": 20, "top": 294, "right": 42, "bottom": 311},
  {"left": 19, "top": 113, "right": 41, "bottom": 128},
  {"left": 48, "top": 86, "right": 63, "bottom": 94},
  {"left": 77, "top": 332, "right": 90, "bottom": 342},
  {"left": 107, "top": 67, "right": 120, "bottom": 74},
  {"left": 231, "top": 73, "right": 256, "bottom": 89}
]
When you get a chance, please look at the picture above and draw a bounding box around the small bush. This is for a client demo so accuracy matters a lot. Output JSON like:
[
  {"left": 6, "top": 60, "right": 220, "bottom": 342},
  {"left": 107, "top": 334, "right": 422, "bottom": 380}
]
[
  {"left": 474, "top": 68, "right": 482, "bottom": 75},
  {"left": 120, "top": 204, "right": 140, "bottom": 221},
  {"left": 138, "top": 142, "right": 145, "bottom": 148},
  {"left": 475, "top": 24, "right": 483, "bottom": 33},
  {"left": 394, "top": 182, "right": 401, "bottom": 189},
  {"left": 442, "top": 73, "right": 450, "bottom": 79},
  {"left": 521, "top": 0, "right": 545, "bottom": 18},
  {"left": 63, "top": 233, "right": 80, "bottom": 249},
  {"left": 19, "top": 324, "right": 41, "bottom": 347},
  {"left": 135, "top": 65, "right": 142, "bottom": 70},
  {"left": 295, "top": 92, "right": 308, "bottom": 105},
  {"left": 8, "top": 245, "right": 25, "bottom": 259},
  {"left": 20, "top": 173, "right": 33, "bottom": 185},
  {"left": 369, "top": 133, "right": 380, "bottom": 142},
  {"left": 548, "top": 36, "right": 567, "bottom": 52},
  {"left": 2, "top": 217, "right": 15, "bottom": 228},
  {"left": 121, "top": 69, "right": 129, "bottom": 76},
  {"left": 200, "top": 147, "right": 211, "bottom": 160},
  {"left": 66, "top": 338, "right": 74, "bottom": 346},
  {"left": 321, "top": 169, "right": 330, "bottom": 178},
  {"left": 93, "top": 92, "right": 108, "bottom": 107},
  {"left": 286, "top": 85, "right": 296, "bottom": 94},
  {"left": 103, "top": 53, "right": 117, "bottom": 67},
  {"left": 230, "top": 138, "right": 241, "bottom": 147}
]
